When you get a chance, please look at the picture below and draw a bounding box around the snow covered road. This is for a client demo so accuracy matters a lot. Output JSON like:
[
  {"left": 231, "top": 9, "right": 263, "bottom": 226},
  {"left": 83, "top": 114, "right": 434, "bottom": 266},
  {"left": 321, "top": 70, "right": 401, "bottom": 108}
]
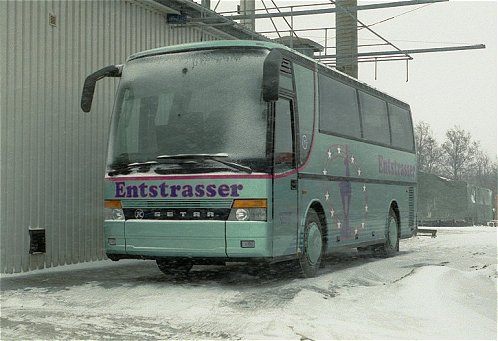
[{"left": 1, "top": 226, "right": 496, "bottom": 340}]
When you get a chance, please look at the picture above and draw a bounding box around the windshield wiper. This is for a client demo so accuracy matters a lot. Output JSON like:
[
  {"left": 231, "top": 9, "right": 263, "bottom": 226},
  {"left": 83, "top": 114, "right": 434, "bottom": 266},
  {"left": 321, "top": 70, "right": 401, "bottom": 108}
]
[
  {"left": 109, "top": 161, "right": 159, "bottom": 176},
  {"left": 157, "top": 153, "right": 252, "bottom": 174},
  {"left": 127, "top": 161, "right": 160, "bottom": 168}
]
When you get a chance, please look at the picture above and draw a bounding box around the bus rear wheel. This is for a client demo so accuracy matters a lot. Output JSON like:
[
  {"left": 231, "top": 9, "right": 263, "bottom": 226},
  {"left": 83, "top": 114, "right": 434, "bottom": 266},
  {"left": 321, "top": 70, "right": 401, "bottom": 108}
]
[
  {"left": 379, "top": 208, "right": 399, "bottom": 257},
  {"left": 299, "top": 209, "right": 324, "bottom": 278},
  {"left": 156, "top": 258, "right": 193, "bottom": 276}
]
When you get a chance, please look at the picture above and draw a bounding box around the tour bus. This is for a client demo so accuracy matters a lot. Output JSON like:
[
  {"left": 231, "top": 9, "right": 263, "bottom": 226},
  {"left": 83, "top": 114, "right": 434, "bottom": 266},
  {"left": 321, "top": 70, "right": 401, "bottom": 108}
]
[{"left": 81, "top": 40, "right": 417, "bottom": 277}]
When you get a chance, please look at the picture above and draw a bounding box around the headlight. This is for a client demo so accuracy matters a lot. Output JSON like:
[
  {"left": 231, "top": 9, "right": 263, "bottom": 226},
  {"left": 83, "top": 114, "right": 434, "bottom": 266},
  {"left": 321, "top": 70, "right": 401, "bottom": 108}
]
[
  {"left": 228, "top": 199, "right": 267, "bottom": 221},
  {"left": 104, "top": 200, "right": 124, "bottom": 221},
  {"left": 104, "top": 208, "right": 125, "bottom": 221},
  {"left": 235, "top": 208, "right": 249, "bottom": 221}
]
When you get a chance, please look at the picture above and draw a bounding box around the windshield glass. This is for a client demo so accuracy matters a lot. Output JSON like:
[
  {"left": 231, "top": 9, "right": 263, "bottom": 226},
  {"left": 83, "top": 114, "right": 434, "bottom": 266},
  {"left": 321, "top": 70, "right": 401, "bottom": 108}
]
[{"left": 108, "top": 48, "right": 269, "bottom": 173}]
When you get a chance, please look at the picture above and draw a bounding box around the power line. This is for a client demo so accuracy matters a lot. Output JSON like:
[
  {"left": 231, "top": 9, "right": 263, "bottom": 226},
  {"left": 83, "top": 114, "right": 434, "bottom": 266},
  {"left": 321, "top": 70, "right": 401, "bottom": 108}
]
[
  {"left": 260, "top": 0, "right": 281, "bottom": 38},
  {"left": 359, "top": 37, "right": 478, "bottom": 46},
  {"left": 209, "top": 0, "right": 448, "bottom": 21},
  {"left": 198, "top": 0, "right": 486, "bottom": 70},
  {"left": 330, "top": 0, "right": 413, "bottom": 60},
  {"left": 216, "top": 1, "right": 331, "bottom": 15},
  {"left": 269, "top": 0, "right": 298, "bottom": 37},
  {"left": 316, "top": 44, "right": 486, "bottom": 60},
  {"left": 360, "top": 3, "right": 433, "bottom": 30},
  {"left": 213, "top": 0, "right": 221, "bottom": 12}
]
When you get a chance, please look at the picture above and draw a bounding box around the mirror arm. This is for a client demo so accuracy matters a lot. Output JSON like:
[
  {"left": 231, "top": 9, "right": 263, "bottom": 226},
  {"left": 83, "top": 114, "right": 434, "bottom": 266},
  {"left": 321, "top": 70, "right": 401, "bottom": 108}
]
[{"left": 81, "top": 64, "right": 123, "bottom": 112}]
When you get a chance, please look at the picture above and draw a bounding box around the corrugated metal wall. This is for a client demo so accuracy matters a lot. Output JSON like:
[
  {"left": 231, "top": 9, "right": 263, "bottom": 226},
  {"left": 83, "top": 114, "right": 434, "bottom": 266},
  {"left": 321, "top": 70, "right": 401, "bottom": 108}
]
[{"left": 0, "top": 0, "right": 229, "bottom": 273}]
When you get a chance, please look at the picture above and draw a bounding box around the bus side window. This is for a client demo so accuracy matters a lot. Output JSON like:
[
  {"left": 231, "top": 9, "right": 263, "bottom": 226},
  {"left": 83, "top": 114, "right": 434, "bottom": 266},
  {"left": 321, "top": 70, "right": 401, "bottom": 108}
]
[
  {"left": 273, "top": 98, "right": 295, "bottom": 172},
  {"left": 388, "top": 103, "right": 414, "bottom": 151},
  {"left": 358, "top": 91, "right": 390, "bottom": 145},
  {"left": 318, "top": 75, "right": 361, "bottom": 138}
]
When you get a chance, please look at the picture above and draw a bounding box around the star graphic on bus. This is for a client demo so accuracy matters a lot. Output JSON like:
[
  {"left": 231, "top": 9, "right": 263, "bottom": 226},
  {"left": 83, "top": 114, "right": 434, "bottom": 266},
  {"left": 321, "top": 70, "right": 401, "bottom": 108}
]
[{"left": 322, "top": 144, "right": 369, "bottom": 239}]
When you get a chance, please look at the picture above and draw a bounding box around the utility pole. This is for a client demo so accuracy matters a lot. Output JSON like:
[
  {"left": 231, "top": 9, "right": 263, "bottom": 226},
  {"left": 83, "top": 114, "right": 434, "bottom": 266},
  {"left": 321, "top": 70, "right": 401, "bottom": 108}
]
[
  {"left": 240, "top": 0, "right": 256, "bottom": 31},
  {"left": 201, "top": 0, "right": 210, "bottom": 9},
  {"left": 335, "top": 0, "right": 358, "bottom": 78}
]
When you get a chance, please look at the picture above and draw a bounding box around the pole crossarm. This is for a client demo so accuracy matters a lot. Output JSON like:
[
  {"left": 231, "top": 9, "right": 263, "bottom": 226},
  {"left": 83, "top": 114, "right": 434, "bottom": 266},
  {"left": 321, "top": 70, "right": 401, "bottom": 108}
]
[
  {"left": 315, "top": 44, "right": 486, "bottom": 60},
  {"left": 331, "top": 0, "right": 412, "bottom": 62},
  {"left": 203, "top": 0, "right": 448, "bottom": 21}
]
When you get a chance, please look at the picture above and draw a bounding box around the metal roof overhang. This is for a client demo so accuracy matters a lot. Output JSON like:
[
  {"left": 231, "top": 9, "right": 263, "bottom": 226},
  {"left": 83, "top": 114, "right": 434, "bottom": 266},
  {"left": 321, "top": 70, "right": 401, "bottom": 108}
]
[{"left": 153, "top": 0, "right": 269, "bottom": 41}]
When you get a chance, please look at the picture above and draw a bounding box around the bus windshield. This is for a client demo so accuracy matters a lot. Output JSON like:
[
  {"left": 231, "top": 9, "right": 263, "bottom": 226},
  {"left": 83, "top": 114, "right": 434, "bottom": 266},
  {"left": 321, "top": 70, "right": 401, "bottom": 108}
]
[{"left": 107, "top": 48, "right": 269, "bottom": 173}]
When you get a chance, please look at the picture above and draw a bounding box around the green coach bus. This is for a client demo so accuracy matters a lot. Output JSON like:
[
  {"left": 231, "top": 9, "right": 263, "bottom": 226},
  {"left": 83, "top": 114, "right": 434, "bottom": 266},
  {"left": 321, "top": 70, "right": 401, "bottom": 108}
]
[{"left": 81, "top": 40, "right": 417, "bottom": 277}]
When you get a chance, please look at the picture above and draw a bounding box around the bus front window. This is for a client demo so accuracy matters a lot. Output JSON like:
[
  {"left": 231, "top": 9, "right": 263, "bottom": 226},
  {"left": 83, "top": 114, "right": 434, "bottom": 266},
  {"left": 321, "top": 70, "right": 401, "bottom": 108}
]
[{"left": 108, "top": 49, "right": 269, "bottom": 173}]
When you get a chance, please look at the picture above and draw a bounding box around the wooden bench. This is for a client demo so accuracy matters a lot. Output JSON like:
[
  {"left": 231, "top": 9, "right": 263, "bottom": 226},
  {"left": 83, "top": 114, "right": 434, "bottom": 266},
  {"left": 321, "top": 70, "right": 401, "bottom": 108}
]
[{"left": 416, "top": 228, "right": 437, "bottom": 238}]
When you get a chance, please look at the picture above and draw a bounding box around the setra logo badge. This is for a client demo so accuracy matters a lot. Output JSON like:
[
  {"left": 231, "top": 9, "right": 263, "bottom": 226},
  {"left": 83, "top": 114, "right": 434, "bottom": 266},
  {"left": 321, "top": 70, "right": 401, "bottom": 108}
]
[{"left": 134, "top": 209, "right": 145, "bottom": 219}]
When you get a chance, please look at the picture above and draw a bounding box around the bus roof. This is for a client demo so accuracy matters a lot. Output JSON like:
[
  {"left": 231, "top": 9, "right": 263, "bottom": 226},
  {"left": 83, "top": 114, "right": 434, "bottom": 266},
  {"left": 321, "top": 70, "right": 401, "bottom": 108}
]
[
  {"left": 128, "top": 40, "right": 290, "bottom": 61},
  {"left": 127, "top": 40, "right": 410, "bottom": 108}
]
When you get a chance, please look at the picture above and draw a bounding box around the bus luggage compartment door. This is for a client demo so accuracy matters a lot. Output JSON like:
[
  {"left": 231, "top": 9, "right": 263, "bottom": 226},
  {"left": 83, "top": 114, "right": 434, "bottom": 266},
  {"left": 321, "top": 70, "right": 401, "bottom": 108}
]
[{"left": 124, "top": 220, "right": 227, "bottom": 257}]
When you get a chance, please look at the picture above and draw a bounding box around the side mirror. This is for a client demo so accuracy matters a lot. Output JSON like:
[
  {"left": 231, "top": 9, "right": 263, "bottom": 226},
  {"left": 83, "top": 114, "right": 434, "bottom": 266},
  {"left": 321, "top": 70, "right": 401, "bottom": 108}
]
[
  {"left": 81, "top": 65, "right": 123, "bottom": 112},
  {"left": 262, "top": 49, "right": 282, "bottom": 102}
]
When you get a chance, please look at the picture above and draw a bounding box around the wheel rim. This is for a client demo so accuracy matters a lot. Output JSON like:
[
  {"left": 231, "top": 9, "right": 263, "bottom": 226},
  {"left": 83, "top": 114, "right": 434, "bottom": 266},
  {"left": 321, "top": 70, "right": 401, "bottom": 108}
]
[{"left": 306, "top": 222, "right": 322, "bottom": 265}]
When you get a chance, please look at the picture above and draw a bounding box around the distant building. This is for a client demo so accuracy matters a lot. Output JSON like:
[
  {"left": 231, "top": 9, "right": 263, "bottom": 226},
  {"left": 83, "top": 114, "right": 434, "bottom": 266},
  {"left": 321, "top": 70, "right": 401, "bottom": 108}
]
[
  {"left": 417, "top": 172, "right": 494, "bottom": 226},
  {"left": 0, "top": 0, "right": 264, "bottom": 273}
]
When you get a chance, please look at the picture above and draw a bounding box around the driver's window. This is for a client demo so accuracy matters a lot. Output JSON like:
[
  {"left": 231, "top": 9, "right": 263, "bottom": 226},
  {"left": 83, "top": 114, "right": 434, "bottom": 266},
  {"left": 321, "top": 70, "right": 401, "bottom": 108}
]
[{"left": 273, "top": 98, "right": 295, "bottom": 172}]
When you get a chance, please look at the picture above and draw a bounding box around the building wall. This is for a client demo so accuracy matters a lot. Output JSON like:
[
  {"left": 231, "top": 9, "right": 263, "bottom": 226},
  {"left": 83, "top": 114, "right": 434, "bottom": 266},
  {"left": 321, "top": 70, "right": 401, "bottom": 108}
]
[{"left": 0, "top": 0, "right": 228, "bottom": 273}]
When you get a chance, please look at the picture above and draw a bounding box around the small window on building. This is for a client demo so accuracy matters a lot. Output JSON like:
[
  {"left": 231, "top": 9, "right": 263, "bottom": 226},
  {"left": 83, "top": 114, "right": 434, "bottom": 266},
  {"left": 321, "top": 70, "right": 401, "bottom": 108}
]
[
  {"left": 29, "top": 229, "right": 46, "bottom": 254},
  {"left": 49, "top": 13, "right": 57, "bottom": 27}
]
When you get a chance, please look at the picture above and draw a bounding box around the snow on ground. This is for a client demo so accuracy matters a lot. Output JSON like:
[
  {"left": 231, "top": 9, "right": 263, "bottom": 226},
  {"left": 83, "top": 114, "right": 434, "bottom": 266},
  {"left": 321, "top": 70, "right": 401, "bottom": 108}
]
[{"left": 1, "top": 226, "right": 496, "bottom": 340}]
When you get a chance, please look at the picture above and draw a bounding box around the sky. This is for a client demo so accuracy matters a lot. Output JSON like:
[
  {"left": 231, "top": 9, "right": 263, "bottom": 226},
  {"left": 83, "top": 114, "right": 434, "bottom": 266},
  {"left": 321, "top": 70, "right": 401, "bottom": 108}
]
[{"left": 201, "top": 0, "right": 497, "bottom": 159}]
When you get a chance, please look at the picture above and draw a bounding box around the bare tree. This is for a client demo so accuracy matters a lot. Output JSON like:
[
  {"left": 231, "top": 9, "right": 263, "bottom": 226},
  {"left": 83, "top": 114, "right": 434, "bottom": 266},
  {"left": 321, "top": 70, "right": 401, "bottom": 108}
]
[
  {"left": 466, "top": 142, "right": 497, "bottom": 191},
  {"left": 441, "top": 126, "right": 474, "bottom": 180},
  {"left": 415, "top": 121, "right": 443, "bottom": 173},
  {"left": 415, "top": 123, "right": 496, "bottom": 197}
]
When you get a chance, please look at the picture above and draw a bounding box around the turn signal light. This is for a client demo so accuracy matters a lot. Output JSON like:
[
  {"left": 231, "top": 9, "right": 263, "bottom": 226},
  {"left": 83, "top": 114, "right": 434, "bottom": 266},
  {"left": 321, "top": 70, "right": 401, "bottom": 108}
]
[
  {"left": 104, "top": 200, "right": 122, "bottom": 209},
  {"left": 229, "top": 199, "right": 267, "bottom": 221},
  {"left": 232, "top": 199, "right": 267, "bottom": 208}
]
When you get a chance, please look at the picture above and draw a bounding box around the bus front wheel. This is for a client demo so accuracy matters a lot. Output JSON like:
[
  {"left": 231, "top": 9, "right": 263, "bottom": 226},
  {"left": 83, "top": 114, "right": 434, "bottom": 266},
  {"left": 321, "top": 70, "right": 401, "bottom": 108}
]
[
  {"left": 299, "top": 209, "right": 324, "bottom": 278},
  {"left": 156, "top": 258, "right": 193, "bottom": 276}
]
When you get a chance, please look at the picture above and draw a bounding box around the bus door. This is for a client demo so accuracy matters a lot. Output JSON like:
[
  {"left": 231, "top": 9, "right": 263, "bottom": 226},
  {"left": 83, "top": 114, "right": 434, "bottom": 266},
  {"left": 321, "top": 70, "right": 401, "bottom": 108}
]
[{"left": 272, "top": 97, "right": 299, "bottom": 257}]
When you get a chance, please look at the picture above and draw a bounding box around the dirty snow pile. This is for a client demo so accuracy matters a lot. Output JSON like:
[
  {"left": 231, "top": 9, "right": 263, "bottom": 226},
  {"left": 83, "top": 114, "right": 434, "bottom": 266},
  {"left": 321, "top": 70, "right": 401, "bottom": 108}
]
[{"left": 1, "top": 226, "right": 496, "bottom": 339}]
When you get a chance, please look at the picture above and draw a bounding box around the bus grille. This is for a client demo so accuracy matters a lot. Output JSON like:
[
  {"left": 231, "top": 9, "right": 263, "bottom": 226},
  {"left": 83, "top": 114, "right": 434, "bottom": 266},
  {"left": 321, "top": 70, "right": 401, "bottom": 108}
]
[
  {"left": 408, "top": 187, "right": 415, "bottom": 229},
  {"left": 121, "top": 199, "right": 233, "bottom": 209},
  {"left": 281, "top": 58, "right": 292, "bottom": 74},
  {"left": 121, "top": 199, "right": 233, "bottom": 220}
]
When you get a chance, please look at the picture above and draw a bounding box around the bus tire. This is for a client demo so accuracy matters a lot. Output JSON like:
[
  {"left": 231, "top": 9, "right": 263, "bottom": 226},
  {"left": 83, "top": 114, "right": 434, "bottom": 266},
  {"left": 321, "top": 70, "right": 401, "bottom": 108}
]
[
  {"left": 379, "top": 208, "right": 399, "bottom": 257},
  {"left": 299, "top": 209, "right": 324, "bottom": 278},
  {"left": 156, "top": 258, "right": 193, "bottom": 276}
]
